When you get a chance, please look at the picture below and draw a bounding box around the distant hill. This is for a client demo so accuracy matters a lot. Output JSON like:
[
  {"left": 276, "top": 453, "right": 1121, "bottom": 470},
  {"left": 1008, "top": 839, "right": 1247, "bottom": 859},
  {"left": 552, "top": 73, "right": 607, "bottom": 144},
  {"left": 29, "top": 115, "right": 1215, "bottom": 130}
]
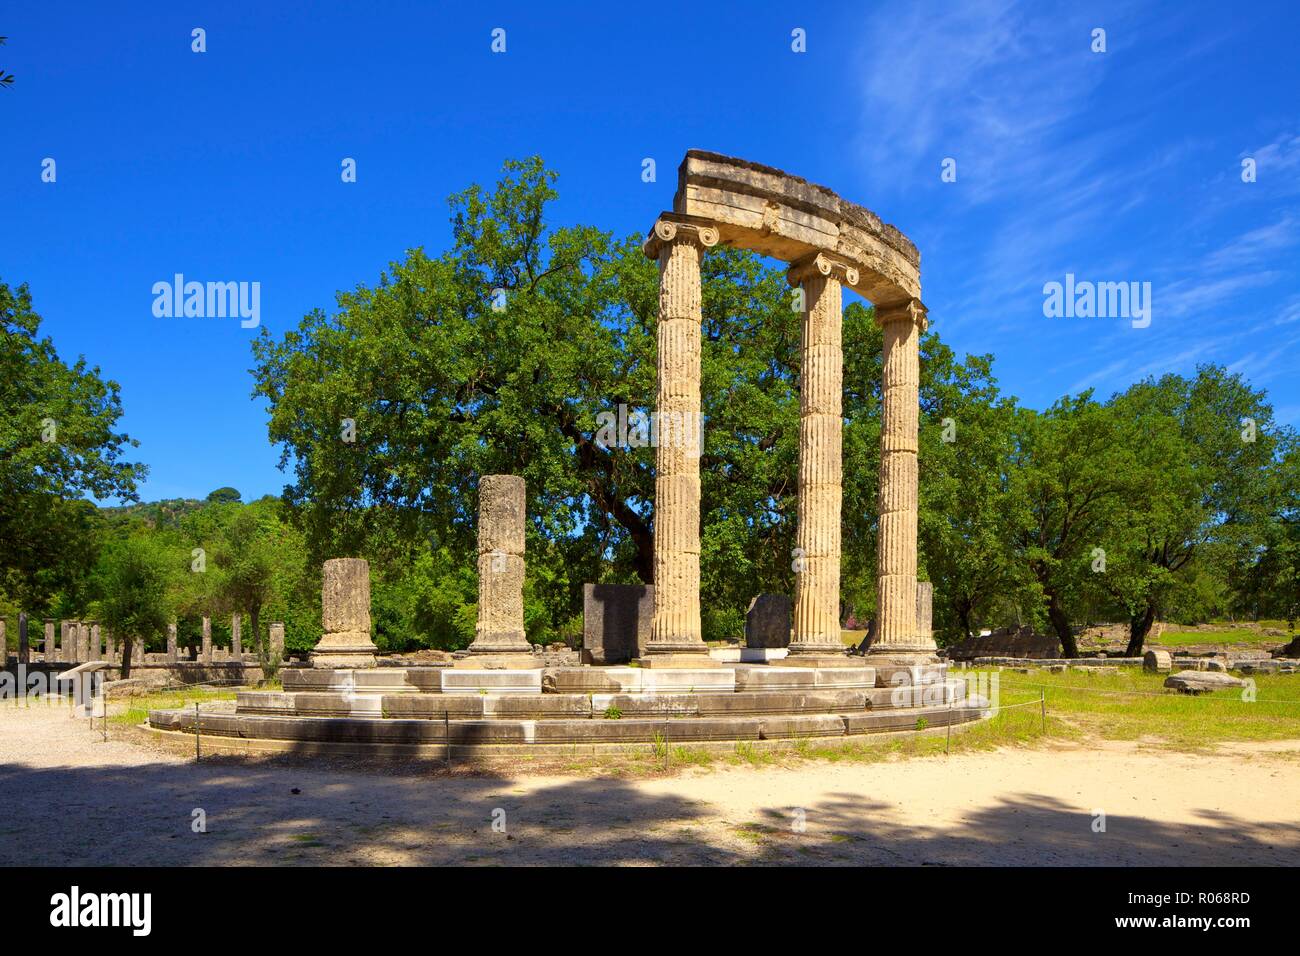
[{"left": 100, "top": 498, "right": 206, "bottom": 529}]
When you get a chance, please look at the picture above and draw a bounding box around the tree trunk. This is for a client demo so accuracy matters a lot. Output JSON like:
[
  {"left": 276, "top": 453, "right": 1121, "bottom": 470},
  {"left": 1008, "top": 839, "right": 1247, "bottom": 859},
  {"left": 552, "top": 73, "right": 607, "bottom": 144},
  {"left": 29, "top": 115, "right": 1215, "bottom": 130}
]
[
  {"left": 1046, "top": 594, "right": 1078, "bottom": 658},
  {"left": 1125, "top": 601, "right": 1157, "bottom": 657},
  {"left": 955, "top": 601, "right": 975, "bottom": 641}
]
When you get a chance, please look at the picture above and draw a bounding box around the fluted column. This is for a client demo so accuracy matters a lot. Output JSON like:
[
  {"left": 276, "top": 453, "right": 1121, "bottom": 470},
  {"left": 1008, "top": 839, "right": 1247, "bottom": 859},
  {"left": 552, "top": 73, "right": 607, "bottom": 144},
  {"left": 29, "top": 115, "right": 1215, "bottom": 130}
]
[
  {"left": 788, "top": 253, "right": 857, "bottom": 654},
  {"left": 310, "top": 558, "right": 379, "bottom": 668},
  {"left": 870, "top": 298, "right": 936, "bottom": 657},
  {"left": 641, "top": 215, "right": 718, "bottom": 660},
  {"left": 469, "top": 474, "right": 530, "bottom": 654}
]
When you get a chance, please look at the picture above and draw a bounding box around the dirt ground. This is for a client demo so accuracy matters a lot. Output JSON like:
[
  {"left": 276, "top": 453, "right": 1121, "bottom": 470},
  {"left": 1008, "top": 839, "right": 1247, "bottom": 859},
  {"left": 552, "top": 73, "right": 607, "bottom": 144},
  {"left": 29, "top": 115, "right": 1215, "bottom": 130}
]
[{"left": 1, "top": 702, "right": 1297, "bottom": 866}]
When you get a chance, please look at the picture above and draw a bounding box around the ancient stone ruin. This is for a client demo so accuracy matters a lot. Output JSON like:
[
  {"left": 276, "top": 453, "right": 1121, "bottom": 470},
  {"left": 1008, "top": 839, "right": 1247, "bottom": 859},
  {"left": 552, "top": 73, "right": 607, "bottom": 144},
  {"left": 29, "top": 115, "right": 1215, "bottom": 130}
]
[{"left": 146, "top": 151, "right": 989, "bottom": 756}]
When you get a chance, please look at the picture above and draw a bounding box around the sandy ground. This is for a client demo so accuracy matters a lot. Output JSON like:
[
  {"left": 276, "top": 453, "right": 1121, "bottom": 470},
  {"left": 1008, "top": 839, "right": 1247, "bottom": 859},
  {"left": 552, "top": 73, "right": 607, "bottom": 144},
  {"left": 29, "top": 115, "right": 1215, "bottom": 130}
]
[{"left": 1, "top": 702, "right": 1297, "bottom": 866}]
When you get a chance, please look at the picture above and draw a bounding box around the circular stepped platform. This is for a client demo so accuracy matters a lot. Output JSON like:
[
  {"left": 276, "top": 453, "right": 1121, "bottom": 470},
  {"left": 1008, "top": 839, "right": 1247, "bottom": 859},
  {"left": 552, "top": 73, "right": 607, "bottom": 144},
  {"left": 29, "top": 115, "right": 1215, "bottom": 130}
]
[{"left": 146, "top": 663, "right": 992, "bottom": 758}]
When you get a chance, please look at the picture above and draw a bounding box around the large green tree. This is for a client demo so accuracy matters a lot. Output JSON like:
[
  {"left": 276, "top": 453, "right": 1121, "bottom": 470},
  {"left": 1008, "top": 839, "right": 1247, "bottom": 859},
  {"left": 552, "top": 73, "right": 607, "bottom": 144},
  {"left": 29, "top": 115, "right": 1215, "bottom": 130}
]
[
  {"left": 92, "top": 535, "right": 174, "bottom": 676},
  {"left": 252, "top": 157, "right": 1020, "bottom": 645},
  {"left": 1101, "top": 367, "right": 1287, "bottom": 654},
  {"left": 0, "top": 281, "right": 143, "bottom": 612}
]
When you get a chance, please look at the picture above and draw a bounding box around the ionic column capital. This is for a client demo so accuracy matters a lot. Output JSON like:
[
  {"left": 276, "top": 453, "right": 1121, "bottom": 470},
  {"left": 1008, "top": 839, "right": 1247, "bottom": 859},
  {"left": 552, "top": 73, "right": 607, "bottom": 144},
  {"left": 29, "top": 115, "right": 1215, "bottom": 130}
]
[
  {"left": 787, "top": 252, "right": 859, "bottom": 288},
  {"left": 643, "top": 214, "right": 721, "bottom": 260},
  {"left": 875, "top": 297, "right": 928, "bottom": 332}
]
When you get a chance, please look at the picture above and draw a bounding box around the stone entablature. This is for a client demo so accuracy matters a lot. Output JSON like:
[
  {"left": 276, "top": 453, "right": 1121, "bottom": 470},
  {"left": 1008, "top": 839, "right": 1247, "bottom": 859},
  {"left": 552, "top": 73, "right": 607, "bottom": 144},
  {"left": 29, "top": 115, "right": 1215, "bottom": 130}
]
[{"left": 673, "top": 150, "right": 920, "bottom": 306}]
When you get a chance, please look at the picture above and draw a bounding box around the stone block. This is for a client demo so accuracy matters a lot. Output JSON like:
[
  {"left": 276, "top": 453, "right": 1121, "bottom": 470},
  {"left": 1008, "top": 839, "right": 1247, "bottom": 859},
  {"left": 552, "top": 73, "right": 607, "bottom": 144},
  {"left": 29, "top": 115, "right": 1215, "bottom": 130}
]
[
  {"left": 439, "top": 669, "right": 542, "bottom": 695},
  {"left": 545, "top": 666, "right": 644, "bottom": 694},
  {"left": 1143, "top": 649, "right": 1172, "bottom": 673},
  {"left": 638, "top": 668, "right": 736, "bottom": 694},
  {"left": 582, "top": 583, "right": 653, "bottom": 665},
  {"left": 1164, "top": 670, "right": 1246, "bottom": 694},
  {"left": 745, "top": 594, "right": 791, "bottom": 649},
  {"left": 707, "top": 647, "right": 788, "bottom": 663}
]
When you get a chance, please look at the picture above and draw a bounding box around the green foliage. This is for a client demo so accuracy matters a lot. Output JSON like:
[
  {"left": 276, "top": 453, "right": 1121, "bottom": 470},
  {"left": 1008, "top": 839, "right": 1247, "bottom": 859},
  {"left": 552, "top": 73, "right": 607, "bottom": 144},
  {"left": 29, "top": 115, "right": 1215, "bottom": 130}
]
[
  {"left": 0, "top": 281, "right": 143, "bottom": 611},
  {"left": 93, "top": 535, "right": 174, "bottom": 668},
  {"left": 5, "top": 158, "right": 1297, "bottom": 668}
]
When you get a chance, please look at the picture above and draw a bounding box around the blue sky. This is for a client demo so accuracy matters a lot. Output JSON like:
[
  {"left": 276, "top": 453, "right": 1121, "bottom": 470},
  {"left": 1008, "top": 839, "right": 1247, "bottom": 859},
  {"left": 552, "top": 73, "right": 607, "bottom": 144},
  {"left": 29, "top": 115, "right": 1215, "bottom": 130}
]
[{"left": 3, "top": 0, "right": 1298, "bottom": 503}]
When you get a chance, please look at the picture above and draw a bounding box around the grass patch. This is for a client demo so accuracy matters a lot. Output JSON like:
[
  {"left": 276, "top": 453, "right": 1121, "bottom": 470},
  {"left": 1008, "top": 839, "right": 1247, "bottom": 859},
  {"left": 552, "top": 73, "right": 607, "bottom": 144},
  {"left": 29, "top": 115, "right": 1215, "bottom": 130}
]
[
  {"left": 1155, "top": 628, "right": 1287, "bottom": 647},
  {"left": 111, "top": 687, "right": 236, "bottom": 726},
  {"left": 987, "top": 667, "right": 1300, "bottom": 749}
]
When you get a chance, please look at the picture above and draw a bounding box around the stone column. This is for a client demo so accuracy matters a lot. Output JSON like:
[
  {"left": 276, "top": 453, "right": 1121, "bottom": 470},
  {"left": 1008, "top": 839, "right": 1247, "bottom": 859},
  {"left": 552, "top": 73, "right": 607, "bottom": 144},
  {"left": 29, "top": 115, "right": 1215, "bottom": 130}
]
[
  {"left": 201, "top": 616, "right": 212, "bottom": 664},
  {"left": 231, "top": 613, "right": 242, "bottom": 659},
  {"left": 310, "top": 558, "right": 378, "bottom": 668},
  {"left": 167, "top": 622, "right": 178, "bottom": 663},
  {"left": 104, "top": 628, "right": 115, "bottom": 664},
  {"left": 916, "top": 581, "right": 933, "bottom": 644},
  {"left": 269, "top": 622, "right": 285, "bottom": 663},
  {"left": 0, "top": 619, "right": 5, "bottom": 663},
  {"left": 787, "top": 253, "right": 856, "bottom": 661},
  {"left": 468, "top": 475, "right": 531, "bottom": 656},
  {"left": 78, "top": 622, "right": 91, "bottom": 662},
  {"left": 44, "top": 620, "right": 55, "bottom": 662},
  {"left": 88, "top": 623, "right": 101, "bottom": 661},
  {"left": 18, "top": 613, "right": 30, "bottom": 666},
  {"left": 869, "top": 299, "right": 937, "bottom": 660},
  {"left": 60, "top": 621, "right": 73, "bottom": 663},
  {"left": 640, "top": 215, "right": 719, "bottom": 666}
]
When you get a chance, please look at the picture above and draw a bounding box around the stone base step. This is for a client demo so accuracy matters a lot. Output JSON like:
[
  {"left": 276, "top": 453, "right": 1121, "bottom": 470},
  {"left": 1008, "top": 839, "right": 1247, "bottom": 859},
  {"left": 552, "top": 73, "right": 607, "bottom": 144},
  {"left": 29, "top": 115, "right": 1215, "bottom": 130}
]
[
  {"left": 150, "top": 701, "right": 991, "bottom": 749},
  {"left": 237, "top": 687, "right": 935, "bottom": 720}
]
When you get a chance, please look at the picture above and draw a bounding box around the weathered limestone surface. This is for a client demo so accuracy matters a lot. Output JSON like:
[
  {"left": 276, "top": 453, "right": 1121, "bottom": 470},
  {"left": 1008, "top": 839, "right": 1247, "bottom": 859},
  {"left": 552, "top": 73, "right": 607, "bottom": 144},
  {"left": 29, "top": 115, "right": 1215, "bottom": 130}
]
[
  {"left": 1143, "top": 648, "right": 1172, "bottom": 674},
  {"left": 583, "top": 583, "right": 654, "bottom": 664},
  {"left": 1164, "top": 670, "right": 1246, "bottom": 694},
  {"left": 104, "top": 627, "right": 115, "bottom": 663},
  {"left": 869, "top": 299, "right": 935, "bottom": 661},
  {"left": 269, "top": 622, "right": 286, "bottom": 663},
  {"left": 641, "top": 216, "right": 718, "bottom": 665},
  {"left": 44, "top": 620, "right": 55, "bottom": 662},
  {"left": 167, "top": 622, "right": 179, "bottom": 663},
  {"left": 18, "top": 613, "right": 29, "bottom": 666},
  {"left": 201, "top": 616, "right": 213, "bottom": 664},
  {"left": 745, "top": 594, "right": 792, "bottom": 649},
  {"left": 789, "top": 254, "right": 854, "bottom": 656},
  {"left": 468, "top": 475, "right": 531, "bottom": 655},
  {"left": 76, "top": 621, "right": 90, "bottom": 663},
  {"left": 916, "top": 582, "right": 933, "bottom": 642},
  {"left": 672, "top": 150, "right": 920, "bottom": 307},
  {"left": 89, "top": 623, "right": 101, "bottom": 661},
  {"left": 311, "top": 558, "right": 378, "bottom": 668},
  {"left": 231, "top": 614, "right": 243, "bottom": 659}
]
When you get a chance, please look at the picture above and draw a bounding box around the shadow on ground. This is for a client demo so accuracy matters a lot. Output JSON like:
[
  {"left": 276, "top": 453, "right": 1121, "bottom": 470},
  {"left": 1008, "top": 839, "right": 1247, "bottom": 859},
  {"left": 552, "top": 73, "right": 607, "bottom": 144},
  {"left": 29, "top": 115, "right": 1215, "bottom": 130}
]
[{"left": 1, "top": 740, "right": 1294, "bottom": 865}]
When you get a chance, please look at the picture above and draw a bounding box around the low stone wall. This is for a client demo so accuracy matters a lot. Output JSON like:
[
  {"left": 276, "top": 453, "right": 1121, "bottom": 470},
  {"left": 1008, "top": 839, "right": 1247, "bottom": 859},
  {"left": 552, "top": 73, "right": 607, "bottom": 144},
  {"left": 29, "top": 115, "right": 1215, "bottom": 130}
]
[
  {"left": 945, "top": 631, "right": 1062, "bottom": 661},
  {"left": 967, "top": 656, "right": 1144, "bottom": 668}
]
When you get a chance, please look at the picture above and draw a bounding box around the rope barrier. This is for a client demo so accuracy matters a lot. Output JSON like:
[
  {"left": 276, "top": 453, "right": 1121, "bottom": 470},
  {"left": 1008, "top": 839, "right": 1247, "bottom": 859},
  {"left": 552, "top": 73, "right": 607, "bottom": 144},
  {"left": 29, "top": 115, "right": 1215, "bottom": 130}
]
[{"left": 987, "top": 698, "right": 1050, "bottom": 711}]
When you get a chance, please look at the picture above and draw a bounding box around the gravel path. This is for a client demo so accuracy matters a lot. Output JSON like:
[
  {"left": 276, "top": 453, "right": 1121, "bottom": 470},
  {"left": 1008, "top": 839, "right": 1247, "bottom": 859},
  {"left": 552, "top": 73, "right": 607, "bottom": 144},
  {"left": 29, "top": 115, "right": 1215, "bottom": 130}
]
[{"left": 2, "top": 701, "right": 1297, "bottom": 866}]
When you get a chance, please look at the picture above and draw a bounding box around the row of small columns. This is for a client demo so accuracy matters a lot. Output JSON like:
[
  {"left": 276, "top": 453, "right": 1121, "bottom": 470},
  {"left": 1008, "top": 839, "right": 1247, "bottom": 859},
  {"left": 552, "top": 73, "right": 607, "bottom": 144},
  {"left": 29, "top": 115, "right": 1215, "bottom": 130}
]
[
  {"left": 639, "top": 214, "right": 936, "bottom": 659},
  {"left": 0, "top": 613, "right": 279, "bottom": 665}
]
